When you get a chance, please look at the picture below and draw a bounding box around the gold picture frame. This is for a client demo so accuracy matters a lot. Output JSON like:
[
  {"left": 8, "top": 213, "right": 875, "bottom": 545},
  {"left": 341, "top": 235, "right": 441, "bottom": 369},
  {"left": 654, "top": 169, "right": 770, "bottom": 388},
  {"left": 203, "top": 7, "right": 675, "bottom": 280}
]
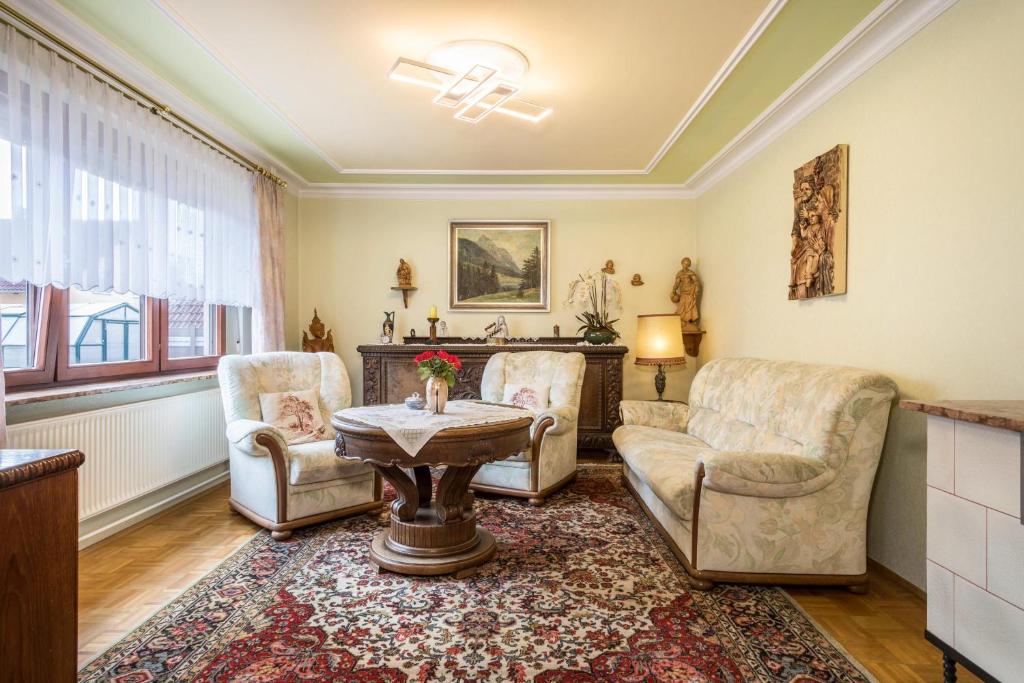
[{"left": 448, "top": 220, "right": 550, "bottom": 311}]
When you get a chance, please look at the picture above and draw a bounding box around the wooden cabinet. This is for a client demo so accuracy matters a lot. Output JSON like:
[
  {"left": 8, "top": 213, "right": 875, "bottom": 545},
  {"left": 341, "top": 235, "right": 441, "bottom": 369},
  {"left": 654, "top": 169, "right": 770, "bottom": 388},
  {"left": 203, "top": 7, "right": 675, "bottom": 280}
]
[
  {"left": 358, "top": 338, "right": 627, "bottom": 450},
  {"left": 0, "top": 449, "right": 84, "bottom": 683}
]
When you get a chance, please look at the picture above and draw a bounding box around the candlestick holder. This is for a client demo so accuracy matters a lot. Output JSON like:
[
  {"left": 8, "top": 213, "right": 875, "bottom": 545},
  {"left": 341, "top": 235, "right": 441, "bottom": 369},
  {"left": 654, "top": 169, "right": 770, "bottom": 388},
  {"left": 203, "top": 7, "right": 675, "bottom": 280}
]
[{"left": 427, "top": 317, "right": 440, "bottom": 344}]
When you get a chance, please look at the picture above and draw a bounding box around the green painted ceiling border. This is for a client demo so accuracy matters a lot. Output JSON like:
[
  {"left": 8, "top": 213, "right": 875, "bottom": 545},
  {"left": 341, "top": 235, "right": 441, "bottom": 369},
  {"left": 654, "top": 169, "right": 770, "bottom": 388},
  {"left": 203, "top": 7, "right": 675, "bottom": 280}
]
[{"left": 56, "top": 0, "right": 882, "bottom": 185}]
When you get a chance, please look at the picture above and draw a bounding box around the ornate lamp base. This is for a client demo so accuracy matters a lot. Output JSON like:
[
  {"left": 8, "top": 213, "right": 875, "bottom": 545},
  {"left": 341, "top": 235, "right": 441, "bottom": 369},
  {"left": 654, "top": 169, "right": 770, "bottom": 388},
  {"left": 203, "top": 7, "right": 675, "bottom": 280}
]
[{"left": 654, "top": 364, "right": 667, "bottom": 400}]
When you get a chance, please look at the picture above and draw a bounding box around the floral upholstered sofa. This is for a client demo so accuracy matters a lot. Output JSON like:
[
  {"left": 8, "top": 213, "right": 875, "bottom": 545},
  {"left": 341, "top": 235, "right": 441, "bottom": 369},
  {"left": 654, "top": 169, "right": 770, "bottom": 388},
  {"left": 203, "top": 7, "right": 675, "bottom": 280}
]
[{"left": 613, "top": 357, "right": 897, "bottom": 591}]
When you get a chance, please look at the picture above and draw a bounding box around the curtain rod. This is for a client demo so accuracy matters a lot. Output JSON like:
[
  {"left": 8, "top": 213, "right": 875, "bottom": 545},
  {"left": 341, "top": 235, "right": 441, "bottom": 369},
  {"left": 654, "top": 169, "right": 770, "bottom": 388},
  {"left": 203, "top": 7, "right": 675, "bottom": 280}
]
[{"left": 0, "top": 1, "right": 287, "bottom": 188}]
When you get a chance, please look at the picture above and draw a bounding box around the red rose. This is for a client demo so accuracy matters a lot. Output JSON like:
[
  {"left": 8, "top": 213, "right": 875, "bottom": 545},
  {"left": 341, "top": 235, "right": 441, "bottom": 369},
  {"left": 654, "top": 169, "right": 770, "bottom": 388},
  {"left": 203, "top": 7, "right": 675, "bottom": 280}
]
[
  {"left": 414, "top": 351, "right": 435, "bottom": 363},
  {"left": 437, "top": 350, "right": 450, "bottom": 361}
]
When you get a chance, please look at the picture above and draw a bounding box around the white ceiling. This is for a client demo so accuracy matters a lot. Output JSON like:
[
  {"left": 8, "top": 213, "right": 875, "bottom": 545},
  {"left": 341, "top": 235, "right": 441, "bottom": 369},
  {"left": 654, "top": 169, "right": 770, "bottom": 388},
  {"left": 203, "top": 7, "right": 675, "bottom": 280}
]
[{"left": 158, "top": 0, "right": 772, "bottom": 173}]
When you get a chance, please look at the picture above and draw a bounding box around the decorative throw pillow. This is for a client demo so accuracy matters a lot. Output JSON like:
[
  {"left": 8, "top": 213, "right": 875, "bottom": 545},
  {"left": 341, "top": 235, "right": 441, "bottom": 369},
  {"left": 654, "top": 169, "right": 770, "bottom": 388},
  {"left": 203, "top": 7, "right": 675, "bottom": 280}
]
[
  {"left": 502, "top": 383, "right": 550, "bottom": 413},
  {"left": 259, "top": 388, "right": 327, "bottom": 445}
]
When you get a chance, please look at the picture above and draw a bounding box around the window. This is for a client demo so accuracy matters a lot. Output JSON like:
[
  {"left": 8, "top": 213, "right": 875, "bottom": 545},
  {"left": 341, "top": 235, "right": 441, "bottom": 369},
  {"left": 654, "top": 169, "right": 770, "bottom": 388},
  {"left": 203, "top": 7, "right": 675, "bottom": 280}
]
[
  {"left": 0, "top": 283, "right": 249, "bottom": 389},
  {"left": 67, "top": 289, "right": 145, "bottom": 365},
  {"left": 0, "top": 279, "right": 35, "bottom": 369}
]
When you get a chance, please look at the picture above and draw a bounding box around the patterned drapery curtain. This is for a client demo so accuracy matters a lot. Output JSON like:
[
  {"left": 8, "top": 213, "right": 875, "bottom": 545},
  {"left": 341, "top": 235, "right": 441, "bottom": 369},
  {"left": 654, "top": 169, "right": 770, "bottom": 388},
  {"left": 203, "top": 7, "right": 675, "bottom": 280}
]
[
  {"left": 0, "top": 26, "right": 257, "bottom": 306},
  {"left": 252, "top": 175, "right": 285, "bottom": 353}
]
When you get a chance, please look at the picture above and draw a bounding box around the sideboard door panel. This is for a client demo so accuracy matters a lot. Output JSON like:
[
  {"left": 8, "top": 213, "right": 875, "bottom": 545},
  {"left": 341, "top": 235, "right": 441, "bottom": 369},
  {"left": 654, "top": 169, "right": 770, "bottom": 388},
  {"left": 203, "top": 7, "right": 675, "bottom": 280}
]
[{"left": 577, "top": 361, "right": 604, "bottom": 432}]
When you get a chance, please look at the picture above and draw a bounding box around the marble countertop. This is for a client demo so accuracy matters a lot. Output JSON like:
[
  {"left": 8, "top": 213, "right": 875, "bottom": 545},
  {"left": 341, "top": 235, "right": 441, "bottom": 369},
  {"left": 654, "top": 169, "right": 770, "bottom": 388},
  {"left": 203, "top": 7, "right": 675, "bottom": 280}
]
[{"left": 900, "top": 399, "right": 1024, "bottom": 433}]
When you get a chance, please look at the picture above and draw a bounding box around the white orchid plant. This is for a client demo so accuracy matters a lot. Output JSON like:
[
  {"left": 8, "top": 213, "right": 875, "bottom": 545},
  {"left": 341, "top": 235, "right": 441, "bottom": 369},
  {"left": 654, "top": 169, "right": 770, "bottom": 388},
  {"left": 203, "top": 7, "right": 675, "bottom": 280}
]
[{"left": 565, "top": 271, "right": 622, "bottom": 339}]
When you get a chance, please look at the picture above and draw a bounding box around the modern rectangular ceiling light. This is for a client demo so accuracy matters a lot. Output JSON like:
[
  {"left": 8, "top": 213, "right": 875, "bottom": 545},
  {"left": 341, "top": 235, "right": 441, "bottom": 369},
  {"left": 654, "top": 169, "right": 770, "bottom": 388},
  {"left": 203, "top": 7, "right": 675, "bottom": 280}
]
[
  {"left": 495, "top": 97, "right": 553, "bottom": 123},
  {"left": 389, "top": 42, "right": 550, "bottom": 125},
  {"left": 433, "top": 64, "right": 496, "bottom": 107},
  {"left": 454, "top": 81, "right": 520, "bottom": 123},
  {"left": 387, "top": 57, "right": 452, "bottom": 90}
]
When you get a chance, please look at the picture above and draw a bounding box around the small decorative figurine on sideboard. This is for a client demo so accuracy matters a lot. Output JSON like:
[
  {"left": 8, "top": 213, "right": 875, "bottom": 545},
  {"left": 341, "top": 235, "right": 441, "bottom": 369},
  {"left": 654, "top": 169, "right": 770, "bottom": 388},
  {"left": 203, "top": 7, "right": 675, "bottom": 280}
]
[
  {"left": 381, "top": 311, "right": 395, "bottom": 344},
  {"left": 302, "top": 309, "right": 335, "bottom": 353},
  {"left": 391, "top": 258, "right": 417, "bottom": 308},
  {"left": 484, "top": 315, "right": 510, "bottom": 344}
]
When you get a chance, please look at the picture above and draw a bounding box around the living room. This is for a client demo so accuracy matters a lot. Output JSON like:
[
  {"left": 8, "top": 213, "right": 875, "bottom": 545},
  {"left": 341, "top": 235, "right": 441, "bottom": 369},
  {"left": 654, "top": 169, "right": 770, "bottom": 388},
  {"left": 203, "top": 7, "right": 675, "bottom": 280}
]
[{"left": 1, "top": 0, "right": 1020, "bottom": 681}]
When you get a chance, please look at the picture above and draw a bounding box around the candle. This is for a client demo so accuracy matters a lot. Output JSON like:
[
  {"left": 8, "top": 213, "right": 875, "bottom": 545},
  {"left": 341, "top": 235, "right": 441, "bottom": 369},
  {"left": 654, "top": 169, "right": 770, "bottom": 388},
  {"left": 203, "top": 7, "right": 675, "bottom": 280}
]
[{"left": 428, "top": 305, "right": 438, "bottom": 319}]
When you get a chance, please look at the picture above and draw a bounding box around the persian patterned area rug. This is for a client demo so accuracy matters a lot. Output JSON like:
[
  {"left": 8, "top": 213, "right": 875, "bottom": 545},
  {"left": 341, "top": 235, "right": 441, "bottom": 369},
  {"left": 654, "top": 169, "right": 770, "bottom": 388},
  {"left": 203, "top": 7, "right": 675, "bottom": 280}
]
[{"left": 79, "top": 466, "right": 872, "bottom": 682}]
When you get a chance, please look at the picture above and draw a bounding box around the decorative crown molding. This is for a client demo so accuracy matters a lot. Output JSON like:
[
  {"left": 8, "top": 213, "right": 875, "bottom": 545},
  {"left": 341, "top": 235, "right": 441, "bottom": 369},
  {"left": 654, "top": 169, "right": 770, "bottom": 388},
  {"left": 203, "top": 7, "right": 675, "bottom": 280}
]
[
  {"left": 681, "top": 0, "right": 958, "bottom": 195},
  {"left": 298, "top": 183, "right": 694, "bottom": 200},
  {"left": 643, "top": 0, "right": 788, "bottom": 174},
  {"left": 9, "top": 0, "right": 958, "bottom": 200}
]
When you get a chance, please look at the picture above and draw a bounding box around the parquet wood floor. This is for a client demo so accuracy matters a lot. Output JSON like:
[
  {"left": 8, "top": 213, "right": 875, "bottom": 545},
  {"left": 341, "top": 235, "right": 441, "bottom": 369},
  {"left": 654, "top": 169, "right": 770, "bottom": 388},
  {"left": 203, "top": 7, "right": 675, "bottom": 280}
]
[{"left": 78, "top": 483, "right": 972, "bottom": 681}]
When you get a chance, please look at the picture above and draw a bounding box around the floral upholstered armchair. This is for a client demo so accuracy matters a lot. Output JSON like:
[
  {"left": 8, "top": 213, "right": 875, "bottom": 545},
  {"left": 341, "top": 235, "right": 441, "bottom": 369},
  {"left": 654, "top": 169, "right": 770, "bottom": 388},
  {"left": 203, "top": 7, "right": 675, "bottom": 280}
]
[
  {"left": 218, "top": 352, "right": 381, "bottom": 540},
  {"left": 614, "top": 358, "right": 897, "bottom": 591},
  {"left": 471, "top": 351, "right": 586, "bottom": 506}
]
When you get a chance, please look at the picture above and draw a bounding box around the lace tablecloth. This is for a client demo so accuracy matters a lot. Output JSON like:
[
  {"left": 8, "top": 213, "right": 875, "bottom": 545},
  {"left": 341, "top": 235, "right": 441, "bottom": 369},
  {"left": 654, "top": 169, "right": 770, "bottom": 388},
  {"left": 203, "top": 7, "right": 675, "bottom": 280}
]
[{"left": 334, "top": 400, "right": 532, "bottom": 457}]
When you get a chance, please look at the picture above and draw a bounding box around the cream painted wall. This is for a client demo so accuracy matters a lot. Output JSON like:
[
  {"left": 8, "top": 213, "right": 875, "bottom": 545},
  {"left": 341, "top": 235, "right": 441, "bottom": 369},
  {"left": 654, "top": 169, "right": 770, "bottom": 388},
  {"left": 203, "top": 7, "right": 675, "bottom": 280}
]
[
  {"left": 294, "top": 198, "right": 696, "bottom": 405},
  {"left": 694, "top": 0, "right": 1024, "bottom": 588}
]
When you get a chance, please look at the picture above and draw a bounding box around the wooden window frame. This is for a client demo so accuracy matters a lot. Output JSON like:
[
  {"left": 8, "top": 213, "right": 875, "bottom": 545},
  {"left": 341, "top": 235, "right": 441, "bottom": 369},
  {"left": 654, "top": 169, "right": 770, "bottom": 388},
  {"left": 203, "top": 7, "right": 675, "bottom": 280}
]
[
  {"left": 3, "top": 285, "right": 233, "bottom": 391},
  {"left": 158, "top": 300, "right": 226, "bottom": 372},
  {"left": 56, "top": 287, "right": 160, "bottom": 382},
  {"left": 4, "top": 285, "right": 58, "bottom": 389}
]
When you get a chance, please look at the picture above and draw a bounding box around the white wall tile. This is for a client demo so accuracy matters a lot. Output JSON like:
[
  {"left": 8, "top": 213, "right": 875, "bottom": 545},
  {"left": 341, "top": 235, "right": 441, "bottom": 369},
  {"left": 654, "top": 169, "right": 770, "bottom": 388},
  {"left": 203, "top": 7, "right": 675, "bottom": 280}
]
[
  {"left": 927, "top": 560, "right": 956, "bottom": 643},
  {"left": 955, "top": 577, "right": 1024, "bottom": 682},
  {"left": 954, "top": 421, "right": 1022, "bottom": 516},
  {"left": 987, "top": 508, "right": 1024, "bottom": 610},
  {"left": 927, "top": 416, "right": 956, "bottom": 491},
  {"left": 927, "top": 487, "right": 987, "bottom": 586}
]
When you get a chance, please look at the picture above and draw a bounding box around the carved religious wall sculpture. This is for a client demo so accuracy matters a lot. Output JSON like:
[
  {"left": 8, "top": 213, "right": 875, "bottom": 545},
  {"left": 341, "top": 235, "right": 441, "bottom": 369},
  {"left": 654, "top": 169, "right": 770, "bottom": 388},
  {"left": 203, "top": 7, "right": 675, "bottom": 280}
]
[
  {"left": 302, "top": 309, "right": 335, "bottom": 353},
  {"left": 789, "top": 144, "right": 848, "bottom": 300},
  {"left": 671, "top": 257, "right": 701, "bottom": 331}
]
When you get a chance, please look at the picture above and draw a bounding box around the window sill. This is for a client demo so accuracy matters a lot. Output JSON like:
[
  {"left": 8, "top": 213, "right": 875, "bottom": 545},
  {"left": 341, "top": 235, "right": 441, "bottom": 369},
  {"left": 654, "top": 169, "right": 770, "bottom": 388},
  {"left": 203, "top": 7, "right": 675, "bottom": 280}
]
[{"left": 5, "top": 371, "right": 217, "bottom": 407}]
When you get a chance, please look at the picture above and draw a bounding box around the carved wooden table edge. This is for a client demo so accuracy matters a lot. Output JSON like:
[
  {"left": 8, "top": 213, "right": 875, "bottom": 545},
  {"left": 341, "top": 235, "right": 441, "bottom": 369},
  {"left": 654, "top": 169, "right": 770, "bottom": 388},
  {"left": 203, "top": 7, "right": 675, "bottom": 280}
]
[
  {"left": 332, "top": 413, "right": 532, "bottom": 576},
  {"left": 0, "top": 449, "right": 85, "bottom": 489}
]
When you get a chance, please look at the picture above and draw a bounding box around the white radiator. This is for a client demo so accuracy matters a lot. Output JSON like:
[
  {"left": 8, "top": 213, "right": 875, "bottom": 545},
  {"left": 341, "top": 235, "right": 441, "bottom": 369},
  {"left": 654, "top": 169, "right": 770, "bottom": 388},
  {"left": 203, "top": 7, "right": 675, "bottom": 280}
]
[{"left": 7, "top": 389, "right": 227, "bottom": 521}]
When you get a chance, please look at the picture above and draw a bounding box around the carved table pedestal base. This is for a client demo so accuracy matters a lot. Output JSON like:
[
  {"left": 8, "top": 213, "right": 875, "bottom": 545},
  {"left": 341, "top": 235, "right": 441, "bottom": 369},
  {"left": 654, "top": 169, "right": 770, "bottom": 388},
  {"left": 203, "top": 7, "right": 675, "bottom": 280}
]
[{"left": 369, "top": 464, "right": 497, "bottom": 576}]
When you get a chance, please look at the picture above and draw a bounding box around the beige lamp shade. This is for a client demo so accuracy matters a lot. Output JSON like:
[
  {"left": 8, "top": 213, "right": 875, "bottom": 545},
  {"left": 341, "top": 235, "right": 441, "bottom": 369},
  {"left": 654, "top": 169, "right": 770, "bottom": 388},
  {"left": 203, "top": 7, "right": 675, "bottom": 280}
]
[{"left": 635, "top": 314, "right": 686, "bottom": 366}]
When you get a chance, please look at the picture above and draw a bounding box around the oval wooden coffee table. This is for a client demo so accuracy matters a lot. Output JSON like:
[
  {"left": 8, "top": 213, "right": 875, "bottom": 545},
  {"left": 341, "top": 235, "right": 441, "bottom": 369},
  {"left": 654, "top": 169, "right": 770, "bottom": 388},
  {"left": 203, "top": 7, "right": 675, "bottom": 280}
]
[{"left": 332, "top": 410, "right": 532, "bottom": 576}]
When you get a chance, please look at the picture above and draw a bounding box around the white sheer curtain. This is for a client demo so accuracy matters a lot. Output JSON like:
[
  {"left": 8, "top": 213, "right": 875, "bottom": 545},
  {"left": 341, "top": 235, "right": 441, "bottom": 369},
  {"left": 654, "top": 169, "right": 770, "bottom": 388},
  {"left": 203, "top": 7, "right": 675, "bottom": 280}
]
[{"left": 0, "top": 26, "right": 256, "bottom": 306}]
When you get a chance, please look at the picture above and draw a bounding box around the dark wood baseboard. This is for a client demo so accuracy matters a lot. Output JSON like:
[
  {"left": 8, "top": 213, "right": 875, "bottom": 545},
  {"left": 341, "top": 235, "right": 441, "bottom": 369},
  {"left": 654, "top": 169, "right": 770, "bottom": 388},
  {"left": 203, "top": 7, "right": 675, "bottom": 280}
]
[
  {"left": 622, "top": 473, "right": 868, "bottom": 590},
  {"left": 867, "top": 558, "right": 926, "bottom": 601}
]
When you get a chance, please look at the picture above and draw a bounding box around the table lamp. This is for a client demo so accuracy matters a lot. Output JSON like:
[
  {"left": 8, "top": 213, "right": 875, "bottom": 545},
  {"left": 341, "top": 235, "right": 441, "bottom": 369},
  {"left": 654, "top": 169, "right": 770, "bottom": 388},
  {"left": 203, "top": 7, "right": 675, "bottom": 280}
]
[{"left": 635, "top": 314, "right": 686, "bottom": 400}]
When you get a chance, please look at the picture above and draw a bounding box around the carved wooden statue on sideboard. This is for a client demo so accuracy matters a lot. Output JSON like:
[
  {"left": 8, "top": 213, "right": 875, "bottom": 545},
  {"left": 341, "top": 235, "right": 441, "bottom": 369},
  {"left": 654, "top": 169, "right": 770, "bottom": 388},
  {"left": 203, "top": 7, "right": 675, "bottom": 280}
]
[{"left": 302, "top": 309, "right": 335, "bottom": 353}]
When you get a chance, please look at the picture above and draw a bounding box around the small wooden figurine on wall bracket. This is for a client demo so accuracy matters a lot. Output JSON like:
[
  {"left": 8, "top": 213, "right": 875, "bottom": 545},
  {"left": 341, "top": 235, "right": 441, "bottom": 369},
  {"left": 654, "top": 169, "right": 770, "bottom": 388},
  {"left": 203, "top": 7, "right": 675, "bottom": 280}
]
[
  {"left": 302, "top": 309, "right": 335, "bottom": 353},
  {"left": 391, "top": 258, "right": 418, "bottom": 308},
  {"left": 671, "top": 257, "right": 706, "bottom": 357},
  {"left": 601, "top": 260, "right": 616, "bottom": 275}
]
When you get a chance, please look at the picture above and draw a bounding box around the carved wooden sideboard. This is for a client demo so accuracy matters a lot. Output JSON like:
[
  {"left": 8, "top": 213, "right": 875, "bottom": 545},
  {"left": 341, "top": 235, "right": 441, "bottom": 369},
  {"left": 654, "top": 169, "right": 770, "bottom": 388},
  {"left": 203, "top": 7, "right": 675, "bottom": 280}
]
[
  {"left": 0, "top": 448, "right": 84, "bottom": 682},
  {"left": 357, "top": 338, "right": 627, "bottom": 450}
]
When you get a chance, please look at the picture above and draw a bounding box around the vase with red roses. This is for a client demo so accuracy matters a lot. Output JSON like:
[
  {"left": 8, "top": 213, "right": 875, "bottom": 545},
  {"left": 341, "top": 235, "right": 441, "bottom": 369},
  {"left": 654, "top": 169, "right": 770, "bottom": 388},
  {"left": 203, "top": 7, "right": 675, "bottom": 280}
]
[{"left": 414, "top": 349, "right": 461, "bottom": 414}]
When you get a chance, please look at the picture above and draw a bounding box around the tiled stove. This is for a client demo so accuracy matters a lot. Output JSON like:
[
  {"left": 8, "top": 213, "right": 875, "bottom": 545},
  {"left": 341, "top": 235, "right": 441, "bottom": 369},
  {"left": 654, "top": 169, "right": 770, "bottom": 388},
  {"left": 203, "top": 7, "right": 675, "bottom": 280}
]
[{"left": 902, "top": 400, "right": 1024, "bottom": 683}]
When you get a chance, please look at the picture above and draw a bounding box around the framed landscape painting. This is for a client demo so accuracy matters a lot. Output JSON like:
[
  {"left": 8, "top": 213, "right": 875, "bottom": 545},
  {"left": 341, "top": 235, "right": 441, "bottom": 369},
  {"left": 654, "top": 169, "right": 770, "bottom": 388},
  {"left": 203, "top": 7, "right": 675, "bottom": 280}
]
[{"left": 449, "top": 220, "right": 550, "bottom": 311}]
